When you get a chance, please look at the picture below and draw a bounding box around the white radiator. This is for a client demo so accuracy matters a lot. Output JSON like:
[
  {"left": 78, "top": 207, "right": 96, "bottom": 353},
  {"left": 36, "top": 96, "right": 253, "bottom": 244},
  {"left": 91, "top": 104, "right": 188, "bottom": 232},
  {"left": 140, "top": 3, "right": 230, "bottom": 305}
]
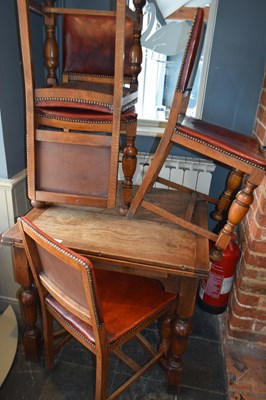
[{"left": 119, "top": 152, "right": 216, "bottom": 195}]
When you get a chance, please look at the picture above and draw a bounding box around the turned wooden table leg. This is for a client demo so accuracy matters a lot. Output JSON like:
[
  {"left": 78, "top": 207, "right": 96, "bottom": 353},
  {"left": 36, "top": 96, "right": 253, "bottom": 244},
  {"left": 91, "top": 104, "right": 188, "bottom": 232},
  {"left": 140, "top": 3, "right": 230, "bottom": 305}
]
[
  {"left": 166, "top": 277, "right": 198, "bottom": 394},
  {"left": 120, "top": 122, "right": 137, "bottom": 215},
  {"left": 13, "top": 247, "right": 41, "bottom": 361},
  {"left": 211, "top": 169, "right": 244, "bottom": 221},
  {"left": 159, "top": 276, "right": 180, "bottom": 358}
]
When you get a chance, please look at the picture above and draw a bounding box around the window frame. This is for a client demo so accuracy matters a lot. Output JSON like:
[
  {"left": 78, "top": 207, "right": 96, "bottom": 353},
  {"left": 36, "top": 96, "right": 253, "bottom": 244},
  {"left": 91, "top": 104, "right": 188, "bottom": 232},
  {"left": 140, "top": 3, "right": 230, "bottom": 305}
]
[{"left": 131, "top": 0, "right": 219, "bottom": 136}]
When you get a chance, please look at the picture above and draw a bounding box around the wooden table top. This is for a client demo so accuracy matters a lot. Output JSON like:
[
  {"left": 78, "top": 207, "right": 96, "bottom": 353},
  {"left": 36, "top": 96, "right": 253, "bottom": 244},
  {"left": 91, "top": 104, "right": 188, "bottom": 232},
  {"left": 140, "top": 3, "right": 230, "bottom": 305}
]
[{"left": 1, "top": 189, "right": 210, "bottom": 278}]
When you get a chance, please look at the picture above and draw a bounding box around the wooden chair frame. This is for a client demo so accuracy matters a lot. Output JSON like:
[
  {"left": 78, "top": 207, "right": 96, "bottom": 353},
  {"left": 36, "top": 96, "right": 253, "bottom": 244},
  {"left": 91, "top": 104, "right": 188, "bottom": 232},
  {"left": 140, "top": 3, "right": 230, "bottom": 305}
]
[
  {"left": 18, "top": 216, "right": 176, "bottom": 400},
  {"left": 17, "top": 0, "right": 145, "bottom": 211},
  {"left": 127, "top": 7, "right": 266, "bottom": 260}
]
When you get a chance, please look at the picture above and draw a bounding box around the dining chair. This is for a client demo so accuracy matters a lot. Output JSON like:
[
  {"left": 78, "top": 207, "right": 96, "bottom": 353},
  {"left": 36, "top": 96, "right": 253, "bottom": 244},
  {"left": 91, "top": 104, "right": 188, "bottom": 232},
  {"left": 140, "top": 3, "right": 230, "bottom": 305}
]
[
  {"left": 127, "top": 7, "right": 266, "bottom": 261},
  {"left": 17, "top": 0, "right": 145, "bottom": 211},
  {"left": 18, "top": 216, "right": 176, "bottom": 400}
]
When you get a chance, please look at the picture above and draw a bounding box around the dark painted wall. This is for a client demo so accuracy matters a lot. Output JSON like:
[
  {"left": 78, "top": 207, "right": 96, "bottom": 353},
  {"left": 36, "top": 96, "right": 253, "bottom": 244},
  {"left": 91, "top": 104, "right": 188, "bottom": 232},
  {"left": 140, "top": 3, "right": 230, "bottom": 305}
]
[
  {"left": 64, "top": 0, "right": 115, "bottom": 10},
  {"left": 203, "top": 0, "right": 266, "bottom": 134},
  {"left": 0, "top": 0, "right": 45, "bottom": 179},
  {"left": 0, "top": 0, "right": 25, "bottom": 179},
  {"left": 202, "top": 0, "right": 266, "bottom": 212}
]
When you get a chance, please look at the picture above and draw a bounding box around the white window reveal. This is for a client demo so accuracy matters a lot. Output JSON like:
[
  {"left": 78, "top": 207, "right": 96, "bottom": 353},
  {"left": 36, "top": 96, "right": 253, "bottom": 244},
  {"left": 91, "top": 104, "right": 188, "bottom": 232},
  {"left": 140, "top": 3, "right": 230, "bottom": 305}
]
[{"left": 129, "top": 0, "right": 218, "bottom": 123}]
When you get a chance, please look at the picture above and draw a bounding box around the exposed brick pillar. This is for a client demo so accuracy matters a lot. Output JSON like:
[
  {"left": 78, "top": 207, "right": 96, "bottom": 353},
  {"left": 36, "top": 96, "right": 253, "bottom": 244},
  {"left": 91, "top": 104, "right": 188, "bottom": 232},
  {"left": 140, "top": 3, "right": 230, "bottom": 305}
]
[{"left": 226, "top": 68, "right": 266, "bottom": 347}]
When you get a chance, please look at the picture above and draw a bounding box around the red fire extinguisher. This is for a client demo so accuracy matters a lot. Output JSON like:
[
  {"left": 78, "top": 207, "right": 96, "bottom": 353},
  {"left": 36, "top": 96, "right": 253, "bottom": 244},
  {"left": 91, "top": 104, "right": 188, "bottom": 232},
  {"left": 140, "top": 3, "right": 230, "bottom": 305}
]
[{"left": 197, "top": 236, "right": 241, "bottom": 314}]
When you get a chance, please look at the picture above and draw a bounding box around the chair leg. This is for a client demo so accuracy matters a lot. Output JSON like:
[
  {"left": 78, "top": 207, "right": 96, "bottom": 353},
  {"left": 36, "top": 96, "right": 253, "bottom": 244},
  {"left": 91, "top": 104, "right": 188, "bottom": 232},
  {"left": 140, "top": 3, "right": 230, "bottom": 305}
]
[
  {"left": 120, "top": 122, "right": 137, "bottom": 215},
  {"left": 95, "top": 353, "right": 109, "bottom": 400},
  {"left": 43, "top": 310, "right": 55, "bottom": 370},
  {"left": 31, "top": 199, "right": 46, "bottom": 209},
  {"left": 214, "top": 177, "right": 258, "bottom": 256},
  {"left": 211, "top": 169, "right": 244, "bottom": 221},
  {"left": 127, "top": 138, "right": 173, "bottom": 217}
]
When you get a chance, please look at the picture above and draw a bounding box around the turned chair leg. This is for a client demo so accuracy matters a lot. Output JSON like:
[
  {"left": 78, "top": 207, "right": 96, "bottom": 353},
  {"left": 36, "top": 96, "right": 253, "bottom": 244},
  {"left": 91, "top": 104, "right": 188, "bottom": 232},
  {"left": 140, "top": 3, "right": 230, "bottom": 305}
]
[
  {"left": 120, "top": 123, "right": 137, "bottom": 215},
  {"left": 211, "top": 169, "right": 244, "bottom": 221},
  {"left": 211, "top": 177, "right": 258, "bottom": 261},
  {"left": 31, "top": 200, "right": 46, "bottom": 208}
]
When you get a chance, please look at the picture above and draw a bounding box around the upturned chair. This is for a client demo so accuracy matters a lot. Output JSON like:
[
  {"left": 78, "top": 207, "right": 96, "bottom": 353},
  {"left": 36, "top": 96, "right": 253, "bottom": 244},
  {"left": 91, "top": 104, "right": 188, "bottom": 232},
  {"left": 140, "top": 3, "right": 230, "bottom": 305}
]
[
  {"left": 17, "top": 0, "right": 145, "bottom": 211},
  {"left": 127, "top": 7, "right": 266, "bottom": 260},
  {"left": 18, "top": 216, "right": 176, "bottom": 400}
]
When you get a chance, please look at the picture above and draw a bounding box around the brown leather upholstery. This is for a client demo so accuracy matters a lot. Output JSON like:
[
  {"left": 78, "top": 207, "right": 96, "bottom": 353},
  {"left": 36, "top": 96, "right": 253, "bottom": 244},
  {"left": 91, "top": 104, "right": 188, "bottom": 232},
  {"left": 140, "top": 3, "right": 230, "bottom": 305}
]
[
  {"left": 36, "top": 107, "right": 137, "bottom": 123},
  {"left": 46, "top": 269, "right": 175, "bottom": 346},
  {"left": 46, "top": 295, "right": 96, "bottom": 345},
  {"left": 36, "top": 244, "right": 88, "bottom": 308},
  {"left": 18, "top": 216, "right": 176, "bottom": 399},
  {"left": 35, "top": 141, "right": 111, "bottom": 198},
  {"left": 95, "top": 269, "right": 175, "bottom": 344},
  {"left": 177, "top": 116, "right": 266, "bottom": 170},
  {"left": 63, "top": 15, "right": 134, "bottom": 77},
  {"left": 34, "top": 83, "right": 137, "bottom": 113},
  {"left": 176, "top": 9, "right": 204, "bottom": 92}
]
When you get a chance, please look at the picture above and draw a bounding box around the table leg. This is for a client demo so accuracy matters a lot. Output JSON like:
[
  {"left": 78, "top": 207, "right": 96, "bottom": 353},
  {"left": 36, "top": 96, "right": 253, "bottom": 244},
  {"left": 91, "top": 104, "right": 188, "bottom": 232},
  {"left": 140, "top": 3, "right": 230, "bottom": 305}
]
[
  {"left": 166, "top": 276, "right": 198, "bottom": 394},
  {"left": 13, "top": 247, "right": 41, "bottom": 361}
]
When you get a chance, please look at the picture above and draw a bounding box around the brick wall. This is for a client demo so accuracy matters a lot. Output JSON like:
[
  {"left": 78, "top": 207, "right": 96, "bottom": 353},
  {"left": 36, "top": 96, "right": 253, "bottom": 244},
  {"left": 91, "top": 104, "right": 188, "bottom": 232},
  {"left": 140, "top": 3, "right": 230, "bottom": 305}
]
[{"left": 226, "top": 68, "right": 266, "bottom": 346}]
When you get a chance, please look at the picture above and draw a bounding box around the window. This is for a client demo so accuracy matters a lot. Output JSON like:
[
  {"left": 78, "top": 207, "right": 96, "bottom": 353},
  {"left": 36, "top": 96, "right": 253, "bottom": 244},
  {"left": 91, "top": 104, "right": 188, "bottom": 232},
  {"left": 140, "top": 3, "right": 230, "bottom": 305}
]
[{"left": 129, "top": 1, "right": 218, "bottom": 125}]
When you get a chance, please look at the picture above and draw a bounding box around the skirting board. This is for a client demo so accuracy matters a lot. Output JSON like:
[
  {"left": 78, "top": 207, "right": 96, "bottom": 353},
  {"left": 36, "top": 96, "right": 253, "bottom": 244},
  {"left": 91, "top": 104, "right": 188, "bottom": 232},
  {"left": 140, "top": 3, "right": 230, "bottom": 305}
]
[{"left": 0, "top": 169, "right": 31, "bottom": 311}]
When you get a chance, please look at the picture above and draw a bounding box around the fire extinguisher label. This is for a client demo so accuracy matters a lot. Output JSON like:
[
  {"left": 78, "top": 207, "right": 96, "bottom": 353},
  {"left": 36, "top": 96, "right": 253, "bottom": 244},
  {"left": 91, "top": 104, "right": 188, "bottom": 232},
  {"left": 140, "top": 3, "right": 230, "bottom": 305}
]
[
  {"left": 198, "top": 240, "right": 240, "bottom": 311},
  {"left": 204, "top": 271, "right": 223, "bottom": 298},
  {"left": 220, "top": 276, "right": 234, "bottom": 294}
]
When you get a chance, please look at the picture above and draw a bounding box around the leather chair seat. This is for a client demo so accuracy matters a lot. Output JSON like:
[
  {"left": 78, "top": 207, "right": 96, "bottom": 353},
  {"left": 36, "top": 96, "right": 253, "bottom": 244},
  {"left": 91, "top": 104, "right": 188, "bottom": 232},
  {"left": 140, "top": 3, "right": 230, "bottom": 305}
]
[
  {"left": 36, "top": 107, "right": 137, "bottom": 124},
  {"left": 177, "top": 116, "right": 266, "bottom": 170},
  {"left": 34, "top": 82, "right": 137, "bottom": 114},
  {"left": 46, "top": 269, "right": 176, "bottom": 347}
]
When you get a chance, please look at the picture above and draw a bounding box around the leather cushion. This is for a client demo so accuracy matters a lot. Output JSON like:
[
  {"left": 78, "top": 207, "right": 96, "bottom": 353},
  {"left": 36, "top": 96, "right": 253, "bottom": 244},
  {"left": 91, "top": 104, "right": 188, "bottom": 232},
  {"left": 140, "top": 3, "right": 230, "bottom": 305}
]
[
  {"left": 176, "top": 9, "right": 204, "bottom": 93},
  {"left": 36, "top": 107, "right": 137, "bottom": 123},
  {"left": 45, "top": 269, "right": 176, "bottom": 347},
  {"left": 34, "top": 83, "right": 137, "bottom": 114},
  {"left": 176, "top": 116, "right": 266, "bottom": 169},
  {"left": 63, "top": 15, "right": 134, "bottom": 77},
  {"left": 46, "top": 295, "right": 96, "bottom": 346},
  {"left": 35, "top": 99, "right": 114, "bottom": 114}
]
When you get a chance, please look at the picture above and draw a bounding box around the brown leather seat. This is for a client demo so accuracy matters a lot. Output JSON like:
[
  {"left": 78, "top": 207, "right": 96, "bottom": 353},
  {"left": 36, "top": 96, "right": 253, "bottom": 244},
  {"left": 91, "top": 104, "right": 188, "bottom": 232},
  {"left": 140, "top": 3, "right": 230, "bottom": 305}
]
[
  {"left": 18, "top": 216, "right": 176, "bottom": 400},
  {"left": 17, "top": 0, "right": 145, "bottom": 211},
  {"left": 176, "top": 116, "right": 266, "bottom": 170}
]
